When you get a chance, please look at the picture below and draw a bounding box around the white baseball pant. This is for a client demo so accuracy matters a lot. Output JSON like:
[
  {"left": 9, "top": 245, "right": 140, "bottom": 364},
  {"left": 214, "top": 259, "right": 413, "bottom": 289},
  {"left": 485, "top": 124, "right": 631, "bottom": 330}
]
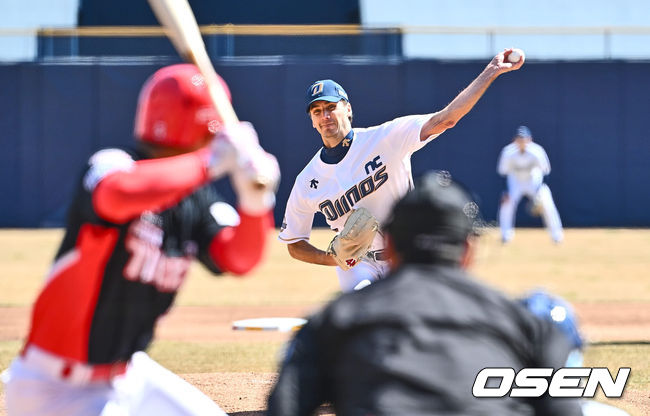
[
  {"left": 2, "top": 347, "right": 227, "bottom": 416},
  {"left": 336, "top": 257, "right": 389, "bottom": 292},
  {"left": 499, "top": 181, "right": 563, "bottom": 243}
]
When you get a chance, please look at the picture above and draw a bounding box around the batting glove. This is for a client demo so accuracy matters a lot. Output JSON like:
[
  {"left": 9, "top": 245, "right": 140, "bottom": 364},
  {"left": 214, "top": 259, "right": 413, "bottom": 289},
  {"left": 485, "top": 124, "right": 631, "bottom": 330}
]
[{"left": 206, "top": 122, "right": 280, "bottom": 215}]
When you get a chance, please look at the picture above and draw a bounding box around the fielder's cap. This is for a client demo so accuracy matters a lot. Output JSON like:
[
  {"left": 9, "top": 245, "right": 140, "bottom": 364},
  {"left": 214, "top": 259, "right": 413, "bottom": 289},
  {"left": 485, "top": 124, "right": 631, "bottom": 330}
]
[
  {"left": 384, "top": 170, "right": 484, "bottom": 264},
  {"left": 515, "top": 125, "right": 532, "bottom": 138},
  {"left": 306, "top": 79, "right": 349, "bottom": 112}
]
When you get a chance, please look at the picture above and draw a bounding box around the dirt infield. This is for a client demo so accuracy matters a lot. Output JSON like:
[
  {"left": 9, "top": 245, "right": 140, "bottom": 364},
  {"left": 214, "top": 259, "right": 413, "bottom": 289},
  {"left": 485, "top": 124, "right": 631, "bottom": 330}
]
[
  {"left": 1, "top": 228, "right": 649, "bottom": 415},
  {"left": 1, "top": 302, "right": 649, "bottom": 414},
  {"left": 2, "top": 302, "right": 649, "bottom": 347},
  {"left": 155, "top": 302, "right": 650, "bottom": 415}
]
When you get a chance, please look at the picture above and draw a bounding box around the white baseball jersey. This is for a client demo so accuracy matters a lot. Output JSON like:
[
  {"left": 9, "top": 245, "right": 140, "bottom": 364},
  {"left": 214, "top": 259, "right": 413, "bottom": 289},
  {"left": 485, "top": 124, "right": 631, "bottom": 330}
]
[
  {"left": 279, "top": 114, "right": 440, "bottom": 252},
  {"left": 497, "top": 142, "right": 550, "bottom": 186}
]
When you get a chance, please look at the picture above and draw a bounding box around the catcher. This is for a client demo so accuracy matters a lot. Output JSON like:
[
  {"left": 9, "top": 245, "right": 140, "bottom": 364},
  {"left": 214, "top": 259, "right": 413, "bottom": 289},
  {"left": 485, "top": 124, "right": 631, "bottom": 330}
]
[{"left": 279, "top": 49, "right": 525, "bottom": 291}]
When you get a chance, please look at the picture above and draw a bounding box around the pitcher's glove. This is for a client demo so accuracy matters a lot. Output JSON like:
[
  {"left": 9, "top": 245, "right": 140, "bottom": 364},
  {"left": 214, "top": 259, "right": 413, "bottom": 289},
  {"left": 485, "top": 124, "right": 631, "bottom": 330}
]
[{"left": 327, "top": 207, "right": 379, "bottom": 270}]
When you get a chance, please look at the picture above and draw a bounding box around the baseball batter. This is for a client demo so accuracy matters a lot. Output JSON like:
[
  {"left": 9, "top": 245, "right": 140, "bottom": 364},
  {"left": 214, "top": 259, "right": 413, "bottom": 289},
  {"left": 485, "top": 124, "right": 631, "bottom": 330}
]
[
  {"left": 279, "top": 48, "right": 525, "bottom": 291},
  {"left": 497, "top": 125, "right": 563, "bottom": 243},
  {"left": 1, "top": 64, "right": 280, "bottom": 415}
]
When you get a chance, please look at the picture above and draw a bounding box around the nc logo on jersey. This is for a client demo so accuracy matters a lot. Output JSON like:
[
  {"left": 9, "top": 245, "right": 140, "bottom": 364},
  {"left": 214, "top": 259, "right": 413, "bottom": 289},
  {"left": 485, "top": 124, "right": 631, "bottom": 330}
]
[{"left": 364, "top": 155, "right": 383, "bottom": 175}]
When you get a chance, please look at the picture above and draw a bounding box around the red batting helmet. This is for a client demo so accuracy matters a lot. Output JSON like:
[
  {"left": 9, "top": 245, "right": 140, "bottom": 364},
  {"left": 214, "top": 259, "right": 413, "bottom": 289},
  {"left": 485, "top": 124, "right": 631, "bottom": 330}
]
[{"left": 134, "top": 64, "right": 231, "bottom": 149}]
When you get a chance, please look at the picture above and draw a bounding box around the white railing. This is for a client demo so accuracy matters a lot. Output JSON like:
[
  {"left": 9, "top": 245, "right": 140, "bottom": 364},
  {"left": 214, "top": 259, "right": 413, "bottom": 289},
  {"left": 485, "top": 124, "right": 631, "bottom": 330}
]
[{"left": 1, "top": 25, "right": 650, "bottom": 61}]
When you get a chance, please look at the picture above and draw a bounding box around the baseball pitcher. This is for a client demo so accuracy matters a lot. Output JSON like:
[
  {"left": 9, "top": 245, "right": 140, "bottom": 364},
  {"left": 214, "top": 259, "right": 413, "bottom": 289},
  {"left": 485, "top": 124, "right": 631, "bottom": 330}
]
[{"left": 279, "top": 48, "right": 525, "bottom": 292}]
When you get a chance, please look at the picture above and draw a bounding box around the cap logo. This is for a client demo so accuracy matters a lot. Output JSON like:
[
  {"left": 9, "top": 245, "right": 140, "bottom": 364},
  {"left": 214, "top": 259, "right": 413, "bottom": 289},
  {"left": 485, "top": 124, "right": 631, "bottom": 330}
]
[
  {"left": 311, "top": 82, "right": 324, "bottom": 96},
  {"left": 195, "top": 107, "right": 212, "bottom": 122},
  {"left": 207, "top": 120, "right": 221, "bottom": 134},
  {"left": 191, "top": 73, "right": 205, "bottom": 87},
  {"left": 337, "top": 88, "right": 348, "bottom": 100},
  {"left": 153, "top": 121, "right": 167, "bottom": 139},
  {"left": 550, "top": 305, "right": 568, "bottom": 322}
]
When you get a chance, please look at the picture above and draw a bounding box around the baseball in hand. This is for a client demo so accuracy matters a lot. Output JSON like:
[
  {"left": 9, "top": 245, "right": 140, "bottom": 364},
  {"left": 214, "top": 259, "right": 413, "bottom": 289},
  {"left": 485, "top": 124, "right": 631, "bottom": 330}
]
[{"left": 507, "top": 50, "right": 522, "bottom": 63}]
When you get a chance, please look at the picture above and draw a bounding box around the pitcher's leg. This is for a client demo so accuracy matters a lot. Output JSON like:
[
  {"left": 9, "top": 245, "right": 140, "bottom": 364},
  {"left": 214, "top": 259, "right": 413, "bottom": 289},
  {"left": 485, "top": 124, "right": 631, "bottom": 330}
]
[{"left": 336, "top": 260, "right": 386, "bottom": 293}]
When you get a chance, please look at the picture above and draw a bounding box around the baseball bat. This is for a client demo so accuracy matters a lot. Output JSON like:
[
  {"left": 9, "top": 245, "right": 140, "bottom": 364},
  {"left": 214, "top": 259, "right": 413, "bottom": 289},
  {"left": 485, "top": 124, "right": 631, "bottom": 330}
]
[{"left": 147, "top": 0, "right": 238, "bottom": 125}]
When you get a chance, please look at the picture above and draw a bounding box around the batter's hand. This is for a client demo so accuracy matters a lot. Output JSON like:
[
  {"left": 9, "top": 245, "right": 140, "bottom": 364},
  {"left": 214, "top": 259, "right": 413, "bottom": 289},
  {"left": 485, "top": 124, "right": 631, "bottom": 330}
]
[
  {"left": 490, "top": 48, "right": 525, "bottom": 75},
  {"left": 205, "top": 122, "right": 280, "bottom": 214},
  {"left": 230, "top": 146, "right": 280, "bottom": 215},
  {"left": 206, "top": 123, "right": 272, "bottom": 180}
]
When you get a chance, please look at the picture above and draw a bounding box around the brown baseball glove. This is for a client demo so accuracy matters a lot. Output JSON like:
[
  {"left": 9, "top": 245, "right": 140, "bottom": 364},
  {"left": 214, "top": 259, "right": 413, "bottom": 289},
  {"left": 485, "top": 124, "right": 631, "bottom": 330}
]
[{"left": 327, "top": 207, "right": 379, "bottom": 270}]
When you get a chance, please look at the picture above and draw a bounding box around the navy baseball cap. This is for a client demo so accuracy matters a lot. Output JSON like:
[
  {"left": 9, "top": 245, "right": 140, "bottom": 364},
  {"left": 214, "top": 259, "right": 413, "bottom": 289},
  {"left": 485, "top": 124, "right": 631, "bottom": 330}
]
[
  {"left": 306, "top": 79, "right": 349, "bottom": 112},
  {"left": 515, "top": 125, "right": 532, "bottom": 138}
]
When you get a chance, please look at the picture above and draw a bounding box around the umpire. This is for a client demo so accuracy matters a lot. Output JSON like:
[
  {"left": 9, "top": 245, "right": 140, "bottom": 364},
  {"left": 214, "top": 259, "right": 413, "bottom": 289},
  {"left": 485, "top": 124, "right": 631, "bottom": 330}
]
[{"left": 267, "top": 171, "right": 582, "bottom": 416}]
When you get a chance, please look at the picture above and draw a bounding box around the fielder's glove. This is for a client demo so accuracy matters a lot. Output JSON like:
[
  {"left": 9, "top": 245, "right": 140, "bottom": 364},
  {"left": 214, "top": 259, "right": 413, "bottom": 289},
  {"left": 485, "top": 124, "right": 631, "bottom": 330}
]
[
  {"left": 327, "top": 207, "right": 379, "bottom": 270},
  {"left": 527, "top": 191, "right": 544, "bottom": 217}
]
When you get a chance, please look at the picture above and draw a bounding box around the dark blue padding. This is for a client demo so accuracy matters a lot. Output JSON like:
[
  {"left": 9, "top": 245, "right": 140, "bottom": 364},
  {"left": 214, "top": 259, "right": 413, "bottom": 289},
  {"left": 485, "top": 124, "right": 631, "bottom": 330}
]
[{"left": 1, "top": 59, "right": 649, "bottom": 228}]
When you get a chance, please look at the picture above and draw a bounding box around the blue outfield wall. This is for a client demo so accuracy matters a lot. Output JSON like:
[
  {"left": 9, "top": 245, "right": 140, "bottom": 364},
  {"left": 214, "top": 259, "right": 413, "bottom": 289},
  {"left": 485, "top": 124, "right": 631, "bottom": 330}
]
[{"left": 1, "top": 59, "right": 649, "bottom": 228}]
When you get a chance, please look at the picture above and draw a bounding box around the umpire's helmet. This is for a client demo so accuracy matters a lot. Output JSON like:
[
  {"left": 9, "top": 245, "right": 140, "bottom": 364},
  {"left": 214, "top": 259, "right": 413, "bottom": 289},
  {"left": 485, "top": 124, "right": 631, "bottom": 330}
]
[
  {"left": 134, "top": 64, "right": 231, "bottom": 150},
  {"left": 384, "top": 171, "right": 483, "bottom": 264}
]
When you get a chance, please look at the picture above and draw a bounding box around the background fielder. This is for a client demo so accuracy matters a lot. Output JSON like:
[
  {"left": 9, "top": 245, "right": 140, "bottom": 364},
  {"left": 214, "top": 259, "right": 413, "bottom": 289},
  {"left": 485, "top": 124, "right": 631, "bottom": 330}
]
[
  {"left": 497, "top": 125, "right": 564, "bottom": 243},
  {"left": 279, "top": 48, "right": 525, "bottom": 292}
]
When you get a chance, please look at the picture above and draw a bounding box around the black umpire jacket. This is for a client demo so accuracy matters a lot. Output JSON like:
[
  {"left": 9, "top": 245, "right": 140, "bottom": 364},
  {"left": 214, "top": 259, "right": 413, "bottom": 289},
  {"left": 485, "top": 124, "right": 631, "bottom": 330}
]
[{"left": 267, "top": 263, "right": 582, "bottom": 416}]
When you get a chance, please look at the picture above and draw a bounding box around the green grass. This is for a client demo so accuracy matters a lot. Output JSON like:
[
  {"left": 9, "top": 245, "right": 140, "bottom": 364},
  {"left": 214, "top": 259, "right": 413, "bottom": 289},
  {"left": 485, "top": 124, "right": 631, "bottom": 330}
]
[
  {"left": 148, "top": 340, "right": 286, "bottom": 373},
  {"left": 584, "top": 344, "right": 650, "bottom": 416},
  {"left": 0, "top": 340, "right": 288, "bottom": 376},
  {"left": 0, "top": 341, "right": 21, "bottom": 373},
  {"left": 585, "top": 345, "right": 650, "bottom": 389}
]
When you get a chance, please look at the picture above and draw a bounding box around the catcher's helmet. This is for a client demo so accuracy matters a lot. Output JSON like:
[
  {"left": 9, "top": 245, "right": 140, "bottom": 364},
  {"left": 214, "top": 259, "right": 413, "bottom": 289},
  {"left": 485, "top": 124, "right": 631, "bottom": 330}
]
[
  {"left": 519, "top": 289, "right": 584, "bottom": 350},
  {"left": 134, "top": 64, "right": 231, "bottom": 149},
  {"left": 384, "top": 171, "right": 483, "bottom": 264}
]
